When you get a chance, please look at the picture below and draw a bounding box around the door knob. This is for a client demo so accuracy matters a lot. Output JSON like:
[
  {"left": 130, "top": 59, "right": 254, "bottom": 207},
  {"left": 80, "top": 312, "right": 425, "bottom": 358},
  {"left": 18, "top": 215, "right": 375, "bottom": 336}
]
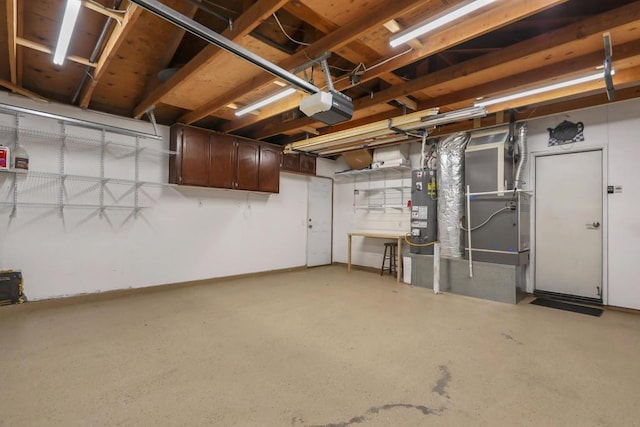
[
  {"left": 592, "top": 221, "right": 600, "bottom": 228},
  {"left": 586, "top": 221, "right": 601, "bottom": 229}
]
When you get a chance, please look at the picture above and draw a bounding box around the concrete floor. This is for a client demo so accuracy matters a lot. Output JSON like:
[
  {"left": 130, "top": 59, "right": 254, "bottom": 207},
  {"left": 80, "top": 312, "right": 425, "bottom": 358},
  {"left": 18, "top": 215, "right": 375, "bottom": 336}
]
[{"left": 1, "top": 266, "right": 639, "bottom": 426}]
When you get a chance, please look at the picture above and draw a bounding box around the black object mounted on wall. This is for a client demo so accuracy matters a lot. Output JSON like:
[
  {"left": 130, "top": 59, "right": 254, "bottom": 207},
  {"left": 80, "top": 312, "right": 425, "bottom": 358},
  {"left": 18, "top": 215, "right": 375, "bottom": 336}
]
[{"left": 548, "top": 120, "right": 584, "bottom": 146}]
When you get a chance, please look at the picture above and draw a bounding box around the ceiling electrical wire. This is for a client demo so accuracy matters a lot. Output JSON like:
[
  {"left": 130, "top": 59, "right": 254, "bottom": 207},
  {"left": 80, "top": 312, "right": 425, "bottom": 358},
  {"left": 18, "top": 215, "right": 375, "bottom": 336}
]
[
  {"left": 330, "top": 48, "right": 413, "bottom": 88},
  {"left": 272, "top": 12, "right": 310, "bottom": 46}
]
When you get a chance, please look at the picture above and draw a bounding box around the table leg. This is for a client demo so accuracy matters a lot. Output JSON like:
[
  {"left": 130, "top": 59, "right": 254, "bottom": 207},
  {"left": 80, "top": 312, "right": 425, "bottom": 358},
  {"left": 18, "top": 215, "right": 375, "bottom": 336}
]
[
  {"left": 397, "top": 236, "right": 402, "bottom": 283},
  {"left": 348, "top": 234, "right": 352, "bottom": 272}
]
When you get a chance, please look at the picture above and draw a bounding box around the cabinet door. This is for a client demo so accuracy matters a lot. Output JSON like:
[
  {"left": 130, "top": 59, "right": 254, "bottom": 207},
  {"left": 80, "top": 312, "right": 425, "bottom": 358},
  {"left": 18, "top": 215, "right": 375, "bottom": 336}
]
[
  {"left": 179, "top": 126, "right": 210, "bottom": 186},
  {"left": 236, "top": 141, "right": 260, "bottom": 190},
  {"left": 258, "top": 145, "right": 281, "bottom": 193},
  {"left": 281, "top": 153, "right": 300, "bottom": 172},
  {"left": 299, "top": 154, "right": 316, "bottom": 175},
  {"left": 209, "top": 134, "right": 236, "bottom": 189}
]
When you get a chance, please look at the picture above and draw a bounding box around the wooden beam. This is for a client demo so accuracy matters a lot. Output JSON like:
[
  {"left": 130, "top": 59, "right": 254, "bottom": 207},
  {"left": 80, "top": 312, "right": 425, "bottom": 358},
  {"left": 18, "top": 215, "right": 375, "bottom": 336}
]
[
  {"left": 340, "top": 0, "right": 571, "bottom": 88},
  {"left": 300, "top": 126, "right": 320, "bottom": 135},
  {"left": 249, "top": 3, "right": 640, "bottom": 139},
  {"left": 15, "top": 0, "right": 23, "bottom": 86},
  {"left": 78, "top": 5, "right": 143, "bottom": 108},
  {"left": 423, "top": 83, "right": 640, "bottom": 139},
  {"left": 395, "top": 96, "right": 417, "bottom": 110},
  {"left": 354, "top": 5, "right": 640, "bottom": 111},
  {"left": 514, "top": 84, "right": 640, "bottom": 121},
  {"left": 6, "top": 0, "right": 17, "bottom": 85},
  {"left": 216, "top": 3, "right": 407, "bottom": 133},
  {"left": 81, "top": 0, "right": 124, "bottom": 22},
  {"left": 284, "top": 1, "right": 403, "bottom": 82},
  {"left": 222, "top": 0, "right": 570, "bottom": 135},
  {"left": 383, "top": 19, "right": 423, "bottom": 50},
  {"left": 0, "top": 79, "right": 48, "bottom": 102},
  {"left": 417, "top": 41, "right": 640, "bottom": 111},
  {"left": 482, "top": 66, "right": 640, "bottom": 114},
  {"left": 314, "top": 82, "right": 640, "bottom": 154},
  {"left": 179, "top": 0, "right": 426, "bottom": 125},
  {"left": 139, "top": 2, "right": 200, "bottom": 100},
  {"left": 16, "top": 37, "right": 96, "bottom": 68},
  {"left": 133, "top": 0, "right": 290, "bottom": 118}
]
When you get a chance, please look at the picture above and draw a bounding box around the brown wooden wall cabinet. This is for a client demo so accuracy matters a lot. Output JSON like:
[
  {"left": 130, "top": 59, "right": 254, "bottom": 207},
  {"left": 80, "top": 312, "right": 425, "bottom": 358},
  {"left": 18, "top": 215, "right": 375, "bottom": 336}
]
[
  {"left": 281, "top": 152, "right": 316, "bottom": 176},
  {"left": 170, "top": 124, "right": 280, "bottom": 193}
]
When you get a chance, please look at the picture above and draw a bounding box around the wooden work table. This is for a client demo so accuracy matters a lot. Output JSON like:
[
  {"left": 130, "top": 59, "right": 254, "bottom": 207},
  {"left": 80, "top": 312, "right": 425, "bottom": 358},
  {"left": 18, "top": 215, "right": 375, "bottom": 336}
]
[{"left": 347, "top": 231, "right": 406, "bottom": 283}]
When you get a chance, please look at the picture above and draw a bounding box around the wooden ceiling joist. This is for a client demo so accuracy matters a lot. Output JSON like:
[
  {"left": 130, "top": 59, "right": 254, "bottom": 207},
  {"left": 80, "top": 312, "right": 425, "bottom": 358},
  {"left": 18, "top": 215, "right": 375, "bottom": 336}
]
[
  {"left": 221, "top": 0, "right": 570, "bottom": 136},
  {"left": 6, "top": 0, "right": 17, "bottom": 85},
  {"left": 422, "top": 84, "right": 640, "bottom": 141},
  {"left": 139, "top": 2, "right": 200, "bottom": 100},
  {"left": 282, "top": 1, "right": 405, "bottom": 86},
  {"left": 78, "top": 4, "right": 143, "bottom": 108},
  {"left": 133, "top": 0, "right": 291, "bottom": 119},
  {"left": 355, "top": 2, "right": 640, "bottom": 111},
  {"left": 252, "top": 2, "right": 640, "bottom": 140},
  {"left": 16, "top": 37, "right": 96, "bottom": 68},
  {"left": 81, "top": 0, "right": 125, "bottom": 22},
  {"left": 177, "top": 0, "right": 426, "bottom": 125},
  {"left": 218, "top": 13, "right": 410, "bottom": 134},
  {"left": 420, "top": 41, "right": 640, "bottom": 113},
  {"left": 0, "top": 78, "right": 48, "bottom": 102},
  {"left": 352, "top": 0, "right": 571, "bottom": 86}
]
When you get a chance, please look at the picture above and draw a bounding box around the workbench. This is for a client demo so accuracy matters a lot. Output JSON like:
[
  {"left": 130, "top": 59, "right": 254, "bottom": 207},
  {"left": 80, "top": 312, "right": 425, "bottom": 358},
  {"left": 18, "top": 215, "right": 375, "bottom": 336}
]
[{"left": 347, "top": 231, "right": 406, "bottom": 283}]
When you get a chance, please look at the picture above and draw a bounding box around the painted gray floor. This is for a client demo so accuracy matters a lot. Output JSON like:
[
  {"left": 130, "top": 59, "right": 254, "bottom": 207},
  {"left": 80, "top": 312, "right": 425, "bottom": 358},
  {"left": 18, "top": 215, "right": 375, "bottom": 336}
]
[{"left": 1, "top": 265, "right": 639, "bottom": 426}]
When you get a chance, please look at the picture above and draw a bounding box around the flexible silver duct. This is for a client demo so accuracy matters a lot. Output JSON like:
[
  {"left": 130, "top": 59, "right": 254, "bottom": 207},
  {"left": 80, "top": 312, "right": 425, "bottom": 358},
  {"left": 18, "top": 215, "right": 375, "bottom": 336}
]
[
  {"left": 437, "top": 132, "right": 470, "bottom": 258},
  {"left": 514, "top": 124, "right": 528, "bottom": 189}
]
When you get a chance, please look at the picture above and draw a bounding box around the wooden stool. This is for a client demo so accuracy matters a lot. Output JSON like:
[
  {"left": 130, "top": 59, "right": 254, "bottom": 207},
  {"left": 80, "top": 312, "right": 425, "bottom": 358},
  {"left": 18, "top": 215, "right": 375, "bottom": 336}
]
[{"left": 380, "top": 242, "right": 398, "bottom": 276}]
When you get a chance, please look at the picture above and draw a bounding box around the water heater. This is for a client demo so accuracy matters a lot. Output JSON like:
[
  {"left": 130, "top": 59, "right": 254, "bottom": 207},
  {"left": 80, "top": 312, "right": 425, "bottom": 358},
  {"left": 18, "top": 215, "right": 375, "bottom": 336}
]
[{"left": 410, "top": 168, "right": 437, "bottom": 254}]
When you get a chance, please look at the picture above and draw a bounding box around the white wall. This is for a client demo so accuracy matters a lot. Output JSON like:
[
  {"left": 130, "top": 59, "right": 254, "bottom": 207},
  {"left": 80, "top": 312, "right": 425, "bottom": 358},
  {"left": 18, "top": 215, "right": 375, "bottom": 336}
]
[
  {"left": 0, "top": 93, "right": 310, "bottom": 300},
  {"left": 332, "top": 144, "right": 420, "bottom": 268},
  {"left": 332, "top": 98, "right": 640, "bottom": 309},
  {"left": 524, "top": 98, "right": 640, "bottom": 309}
]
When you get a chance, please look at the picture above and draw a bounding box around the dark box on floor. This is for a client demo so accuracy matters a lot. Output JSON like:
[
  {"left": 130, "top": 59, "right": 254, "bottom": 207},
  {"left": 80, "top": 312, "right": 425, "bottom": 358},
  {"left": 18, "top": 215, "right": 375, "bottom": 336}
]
[{"left": 0, "top": 270, "right": 25, "bottom": 305}]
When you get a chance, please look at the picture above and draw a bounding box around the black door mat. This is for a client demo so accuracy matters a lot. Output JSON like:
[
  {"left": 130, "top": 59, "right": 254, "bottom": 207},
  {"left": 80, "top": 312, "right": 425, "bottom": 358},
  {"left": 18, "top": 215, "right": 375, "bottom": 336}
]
[{"left": 530, "top": 298, "right": 603, "bottom": 317}]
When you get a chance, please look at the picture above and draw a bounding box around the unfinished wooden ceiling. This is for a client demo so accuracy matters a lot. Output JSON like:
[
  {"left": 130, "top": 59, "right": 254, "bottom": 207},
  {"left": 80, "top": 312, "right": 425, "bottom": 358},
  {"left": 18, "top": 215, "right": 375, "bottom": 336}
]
[{"left": 3, "top": 0, "right": 640, "bottom": 152}]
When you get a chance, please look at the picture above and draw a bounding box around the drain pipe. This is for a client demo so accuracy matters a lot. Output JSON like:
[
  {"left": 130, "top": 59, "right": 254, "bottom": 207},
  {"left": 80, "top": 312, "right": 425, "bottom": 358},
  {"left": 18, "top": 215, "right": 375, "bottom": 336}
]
[
  {"left": 514, "top": 124, "right": 528, "bottom": 189},
  {"left": 72, "top": 0, "right": 123, "bottom": 105},
  {"left": 466, "top": 184, "right": 473, "bottom": 278}
]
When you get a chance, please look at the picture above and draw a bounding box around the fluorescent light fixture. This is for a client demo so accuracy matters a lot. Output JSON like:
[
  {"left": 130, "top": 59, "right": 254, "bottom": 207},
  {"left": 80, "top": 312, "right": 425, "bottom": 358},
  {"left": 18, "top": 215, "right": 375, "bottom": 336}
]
[
  {"left": 390, "top": 0, "right": 496, "bottom": 48},
  {"left": 474, "top": 70, "right": 613, "bottom": 108},
  {"left": 317, "top": 135, "right": 417, "bottom": 156},
  {"left": 235, "top": 87, "right": 297, "bottom": 117},
  {"left": 53, "top": 0, "right": 82, "bottom": 65},
  {"left": 421, "top": 106, "right": 487, "bottom": 126}
]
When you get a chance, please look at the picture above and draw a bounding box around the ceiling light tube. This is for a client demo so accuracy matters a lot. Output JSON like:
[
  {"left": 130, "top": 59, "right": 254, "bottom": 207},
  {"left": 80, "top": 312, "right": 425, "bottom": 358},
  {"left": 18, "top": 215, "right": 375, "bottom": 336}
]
[
  {"left": 390, "top": 0, "right": 496, "bottom": 48},
  {"left": 421, "top": 106, "right": 487, "bottom": 126},
  {"left": 474, "top": 70, "right": 612, "bottom": 108},
  {"left": 53, "top": 0, "right": 82, "bottom": 65},
  {"left": 317, "top": 135, "right": 418, "bottom": 156},
  {"left": 235, "top": 87, "right": 297, "bottom": 117}
]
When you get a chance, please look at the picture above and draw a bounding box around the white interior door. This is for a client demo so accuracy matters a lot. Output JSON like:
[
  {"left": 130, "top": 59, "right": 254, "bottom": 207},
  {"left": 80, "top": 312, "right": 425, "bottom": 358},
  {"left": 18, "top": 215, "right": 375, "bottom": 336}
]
[
  {"left": 535, "top": 150, "right": 603, "bottom": 300},
  {"left": 307, "top": 177, "right": 333, "bottom": 266}
]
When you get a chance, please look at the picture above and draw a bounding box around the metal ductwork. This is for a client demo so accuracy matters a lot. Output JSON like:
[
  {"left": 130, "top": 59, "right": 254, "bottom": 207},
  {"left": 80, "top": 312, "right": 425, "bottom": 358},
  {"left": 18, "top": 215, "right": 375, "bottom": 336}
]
[
  {"left": 437, "top": 132, "right": 470, "bottom": 258},
  {"left": 514, "top": 124, "right": 528, "bottom": 189}
]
